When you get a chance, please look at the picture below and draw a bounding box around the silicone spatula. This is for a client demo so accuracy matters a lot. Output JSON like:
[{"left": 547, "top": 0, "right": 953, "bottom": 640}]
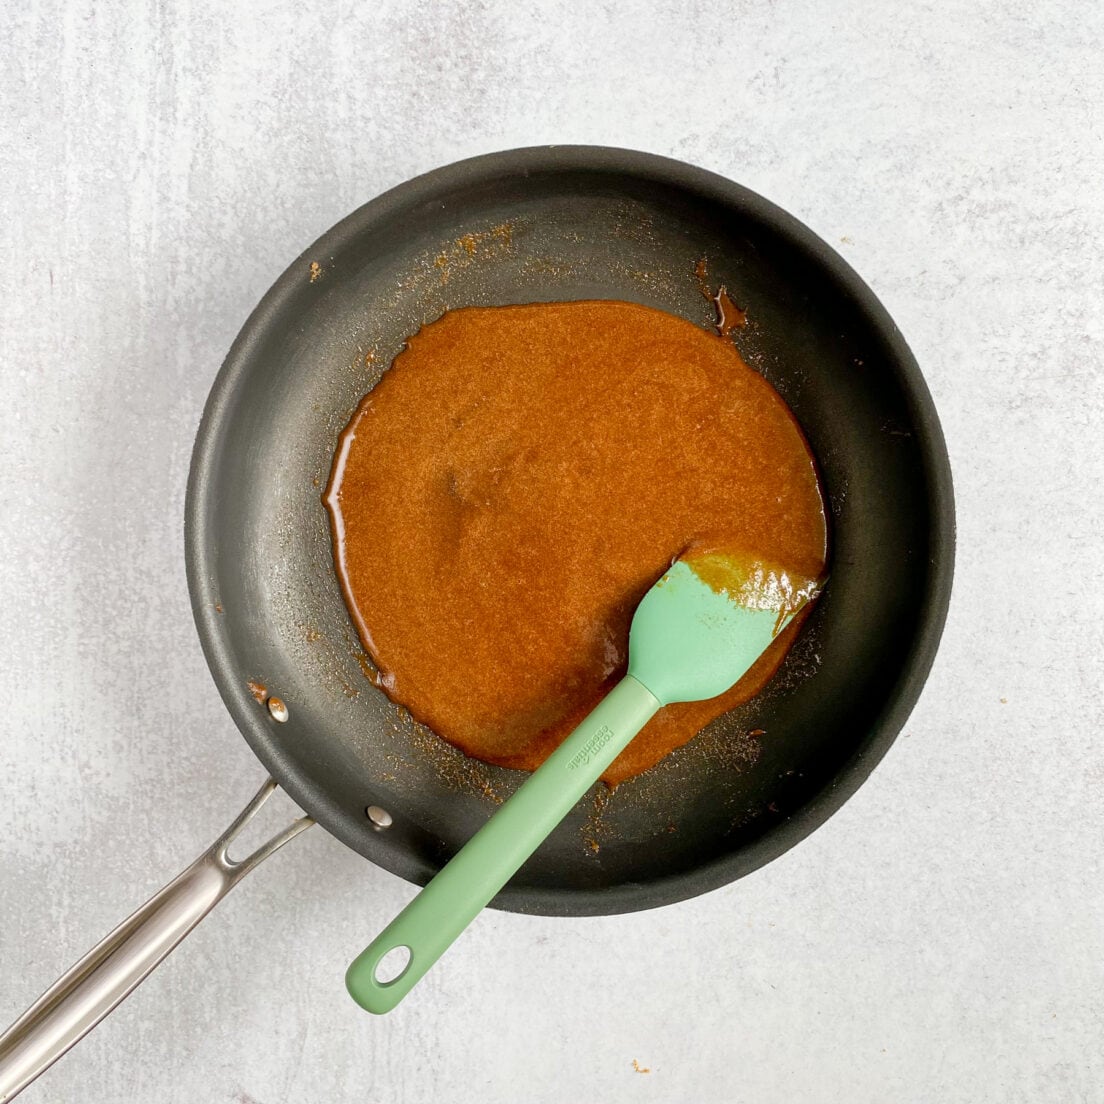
[{"left": 345, "top": 548, "right": 823, "bottom": 1013}]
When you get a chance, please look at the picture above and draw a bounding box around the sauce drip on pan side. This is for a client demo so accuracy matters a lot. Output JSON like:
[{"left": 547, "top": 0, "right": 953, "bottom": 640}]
[{"left": 325, "top": 300, "right": 826, "bottom": 785}]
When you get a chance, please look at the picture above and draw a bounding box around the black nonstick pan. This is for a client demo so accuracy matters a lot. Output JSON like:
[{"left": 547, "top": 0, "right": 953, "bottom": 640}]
[{"left": 0, "top": 146, "right": 954, "bottom": 1100}]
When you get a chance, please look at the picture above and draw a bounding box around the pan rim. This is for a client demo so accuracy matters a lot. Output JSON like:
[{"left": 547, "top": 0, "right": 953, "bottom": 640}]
[{"left": 185, "top": 144, "right": 955, "bottom": 917}]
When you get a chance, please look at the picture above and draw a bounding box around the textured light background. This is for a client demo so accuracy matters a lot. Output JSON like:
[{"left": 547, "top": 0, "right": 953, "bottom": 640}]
[{"left": 2, "top": 2, "right": 1102, "bottom": 1102}]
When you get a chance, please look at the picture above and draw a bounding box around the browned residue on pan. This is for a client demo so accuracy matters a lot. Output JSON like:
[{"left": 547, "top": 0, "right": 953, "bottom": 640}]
[
  {"left": 694, "top": 257, "right": 747, "bottom": 340},
  {"left": 401, "top": 711, "right": 505, "bottom": 804},
  {"left": 712, "top": 287, "right": 747, "bottom": 338},
  {"left": 246, "top": 680, "right": 267, "bottom": 704},
  {"left": 582, "top": 784, "right": 612, "bottom": 855},
  {"left": 309, "top": 261, "right": 323, "bottom": 282},
  {"left": 694, "top": 256, "right": 712, "bottom": 298},
  {"left": 433, "top": 223, "right": 513, "bottom": 286}
]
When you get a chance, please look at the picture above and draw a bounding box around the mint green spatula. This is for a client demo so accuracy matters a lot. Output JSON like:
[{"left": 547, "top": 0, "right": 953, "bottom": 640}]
[{"left": 346, "top": 548, "right": 822, "bottom": 1013}]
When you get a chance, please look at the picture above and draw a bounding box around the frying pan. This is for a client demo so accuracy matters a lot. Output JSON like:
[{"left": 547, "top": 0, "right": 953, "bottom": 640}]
[{"left": 0, "top": 146, "right": 954, "bottom": 1099}]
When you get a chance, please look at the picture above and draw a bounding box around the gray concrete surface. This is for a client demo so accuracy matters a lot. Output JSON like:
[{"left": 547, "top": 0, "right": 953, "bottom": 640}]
[{"left": 2, "top": 2, "right": 1102, "bottom": 1102}]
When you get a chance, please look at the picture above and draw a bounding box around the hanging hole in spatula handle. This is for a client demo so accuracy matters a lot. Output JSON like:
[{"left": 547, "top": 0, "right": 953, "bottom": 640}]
[{"left": 373, "top": 945, "right": 412, "bottom": 984}]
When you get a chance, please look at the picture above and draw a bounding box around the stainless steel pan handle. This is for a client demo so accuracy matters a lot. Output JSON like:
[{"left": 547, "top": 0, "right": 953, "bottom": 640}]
[{"left": 0, "top": 779, "right": 313, "bottom": 1102}]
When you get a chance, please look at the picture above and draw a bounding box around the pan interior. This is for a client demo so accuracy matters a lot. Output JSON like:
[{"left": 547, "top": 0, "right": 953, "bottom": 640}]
[{"left": 186, "top": 149, "right": 952, "bottom": 917}]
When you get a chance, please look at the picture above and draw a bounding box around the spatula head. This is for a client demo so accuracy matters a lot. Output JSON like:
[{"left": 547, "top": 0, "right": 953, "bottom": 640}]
[{"left": 627, "top": 550, "right": 823, "bottom": 706}]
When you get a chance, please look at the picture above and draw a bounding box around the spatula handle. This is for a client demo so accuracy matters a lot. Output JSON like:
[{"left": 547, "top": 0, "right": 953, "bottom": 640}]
[{"left": 345, "top": 675, "right": 660, "bottom": 1013}]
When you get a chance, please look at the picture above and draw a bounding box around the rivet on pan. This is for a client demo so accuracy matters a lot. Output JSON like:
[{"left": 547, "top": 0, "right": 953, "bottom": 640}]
[
  {"left": 267, "top": 696, "right": 289, "bottom": 723},
  {"left": 366, "top": 805, "right": 393, "bottom": 830}
]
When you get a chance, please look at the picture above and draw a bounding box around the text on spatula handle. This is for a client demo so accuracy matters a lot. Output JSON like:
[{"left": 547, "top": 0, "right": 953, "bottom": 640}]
[{"left": 566, "top": 726, "right": 615, "bottom": 770}]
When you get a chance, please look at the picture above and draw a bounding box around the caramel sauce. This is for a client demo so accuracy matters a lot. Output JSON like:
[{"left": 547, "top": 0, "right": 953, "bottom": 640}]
[
  {"left": 681, "top": 547, "right": 823, "bottom": 638},
  {"left": 694, "top": 257, "right": 747, "bottom": 338},
  {"left": 325, "top": 301, "right": 826, "bottom": 784},
  {"left": 712, "top": 287, "right": 747, "bottom": 338}
]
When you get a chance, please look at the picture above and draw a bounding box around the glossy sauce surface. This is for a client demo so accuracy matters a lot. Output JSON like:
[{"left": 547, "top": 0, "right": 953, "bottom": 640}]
[{"left": 325, "top": 301, "right": 827, "bottom": 784}]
